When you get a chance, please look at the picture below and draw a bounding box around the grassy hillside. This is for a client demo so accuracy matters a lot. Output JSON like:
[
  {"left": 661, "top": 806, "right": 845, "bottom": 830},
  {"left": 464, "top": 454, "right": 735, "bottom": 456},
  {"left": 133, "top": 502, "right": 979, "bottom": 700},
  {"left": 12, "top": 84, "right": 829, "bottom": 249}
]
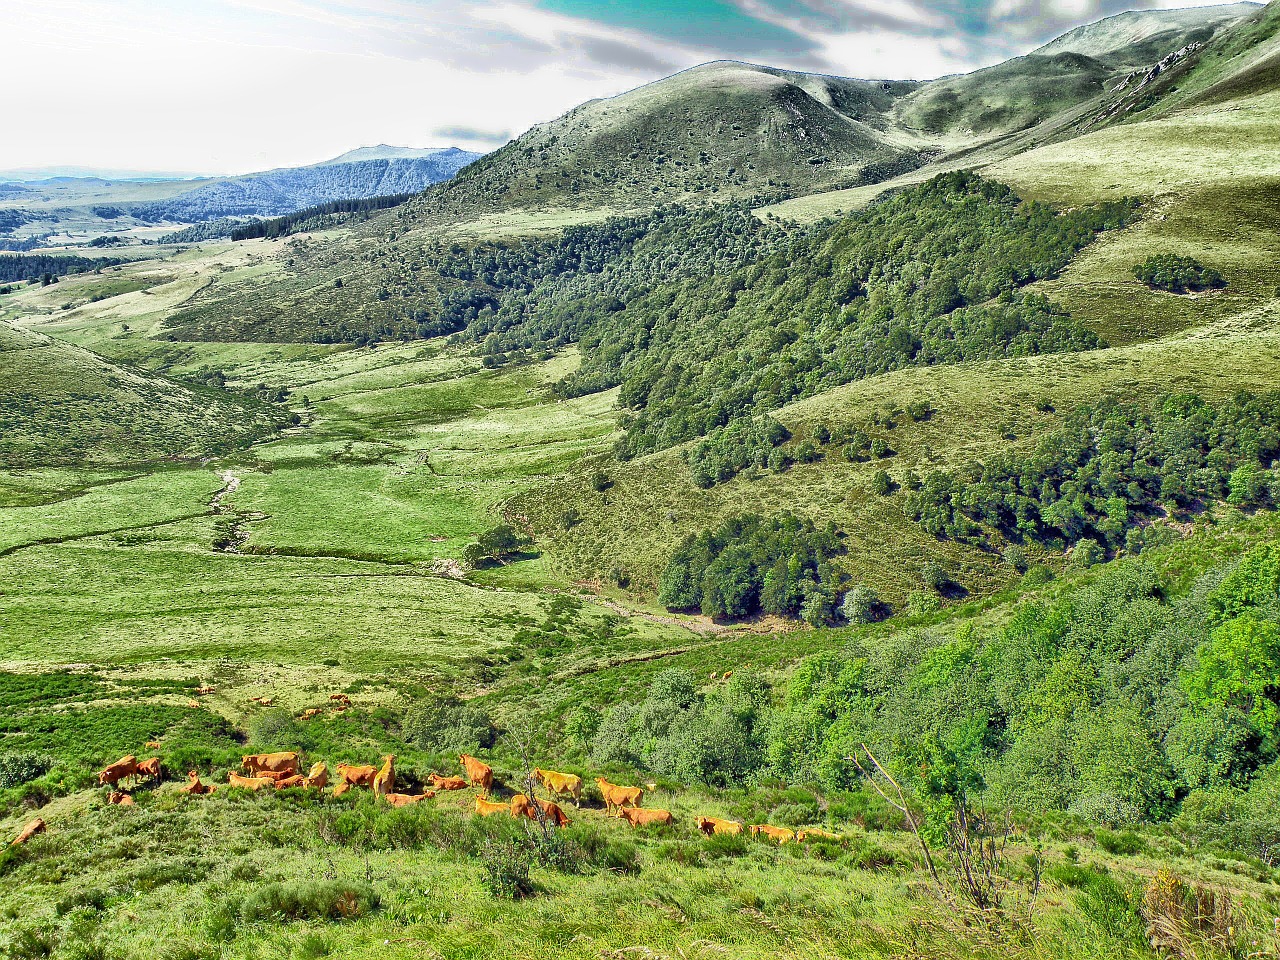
[
  {"left": 5, "top": 7, "right": 1280, "bottom": 958},
  {"left": 399, "top": 62, "right": 925, "bottom": 220},
  {"left": 0, "top": 321, "right": 278, "bottom": 467}
]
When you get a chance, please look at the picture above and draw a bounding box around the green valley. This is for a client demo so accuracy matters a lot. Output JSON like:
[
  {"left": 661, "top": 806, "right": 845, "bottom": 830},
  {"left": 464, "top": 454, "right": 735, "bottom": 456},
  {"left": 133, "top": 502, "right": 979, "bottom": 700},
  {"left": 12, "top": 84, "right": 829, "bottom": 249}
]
[{"left": 5, "top": 2, "right": 1280, "bottom": 958}]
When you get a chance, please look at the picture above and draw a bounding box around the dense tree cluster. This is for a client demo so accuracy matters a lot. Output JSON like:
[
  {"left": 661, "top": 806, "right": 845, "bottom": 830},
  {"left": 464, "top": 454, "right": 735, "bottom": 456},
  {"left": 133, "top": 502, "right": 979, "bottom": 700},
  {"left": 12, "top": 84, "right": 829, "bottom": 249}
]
[
  {"left": 230, "top": 193, "right": 419, "bottom": 241},
  {"left": 904, "top": 391, "right": 1280, "bottom": 553},
  {"left": 685, "top": 416, "right": 791, "bottom": 488},
  {"left": 425, "top": 173, "right": 1131, "bottom": 456},
  {"left": 1133, "top": 253, "right": 1226, "bottom": 293},
  {"left": 0, "top": 254, "right": 118, "bottom": 284},
  {"left": 590, "top": 544, "right": 1280, "bottom": 852},
  {"left": 659, "top": 512, "right": 845, "bottom": 623}
]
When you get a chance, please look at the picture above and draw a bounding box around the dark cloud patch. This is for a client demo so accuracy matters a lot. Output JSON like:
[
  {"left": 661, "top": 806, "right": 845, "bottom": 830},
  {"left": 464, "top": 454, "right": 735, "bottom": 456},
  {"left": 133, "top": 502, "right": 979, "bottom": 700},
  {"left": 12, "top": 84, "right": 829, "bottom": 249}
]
[
  {"left": 571, "top": 35, "right": 681, "bottom": 73},
  {"left": 434, "top": 125, "right": 513, "bottom": 145}
]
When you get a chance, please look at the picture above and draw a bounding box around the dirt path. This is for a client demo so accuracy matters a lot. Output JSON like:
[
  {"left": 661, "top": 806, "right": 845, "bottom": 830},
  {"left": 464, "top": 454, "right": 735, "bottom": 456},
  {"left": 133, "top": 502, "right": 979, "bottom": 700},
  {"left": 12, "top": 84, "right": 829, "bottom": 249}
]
[{"left": 209, "top": 471, "right": 240, "bottom": 513}]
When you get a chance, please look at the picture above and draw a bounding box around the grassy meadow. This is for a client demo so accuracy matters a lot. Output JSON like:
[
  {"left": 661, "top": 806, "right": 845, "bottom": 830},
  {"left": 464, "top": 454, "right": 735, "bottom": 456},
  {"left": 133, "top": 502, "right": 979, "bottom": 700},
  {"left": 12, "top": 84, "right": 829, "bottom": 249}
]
[{"left": 6, "top": 28, "right": 1280, "bottom": 955}]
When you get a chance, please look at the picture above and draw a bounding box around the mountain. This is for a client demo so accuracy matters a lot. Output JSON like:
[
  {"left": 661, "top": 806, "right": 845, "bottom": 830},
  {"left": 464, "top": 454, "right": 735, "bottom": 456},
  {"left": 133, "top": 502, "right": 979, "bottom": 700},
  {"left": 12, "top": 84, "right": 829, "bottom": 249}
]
[
  {"left": 321, "top": 145, "right": 473, "bottom": 165},
  {"left": 1033, "top": 3, "right": 1259, "bottom": 65},
  {"left": 405, "top": 5, "right": 1254, "bottom": 221},
  {"left": 131, "top": 151, "right": 482, "bottom": 223},
  {"left": 405, "top": 62, "right": 926, "bottom": 218}
]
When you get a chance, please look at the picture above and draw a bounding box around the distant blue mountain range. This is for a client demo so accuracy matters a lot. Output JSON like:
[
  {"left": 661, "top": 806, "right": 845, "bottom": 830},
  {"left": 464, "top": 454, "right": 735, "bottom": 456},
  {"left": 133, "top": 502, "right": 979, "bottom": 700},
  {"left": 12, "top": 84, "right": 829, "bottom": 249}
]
[{"left": 131, "top": 147, "right": 481, "bottom": 223}]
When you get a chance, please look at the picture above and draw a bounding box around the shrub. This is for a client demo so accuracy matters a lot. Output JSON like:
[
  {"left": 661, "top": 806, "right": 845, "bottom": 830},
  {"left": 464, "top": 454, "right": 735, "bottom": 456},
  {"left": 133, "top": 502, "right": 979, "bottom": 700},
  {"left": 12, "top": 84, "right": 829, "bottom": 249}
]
[
  {"left": 1133, "top": 254, "right": 1225, "bottom": 293},
  {"left": 870, "top": 470, "right": 893, "bottom": 496},
  {"left": 480, "top": 841, "right": 535, "bottom": 900},
  {"left": 839, "top": 585, "right": 882, "bottom": 624},
  {"left": 239, "top": 881, "right": 378, "bottom": 923},
  {"left": 1096, "top": 829, "right": 1147, "bottom": 856},
  {"left": 403, "top": 697, "right": 494, "bottom": 753},
  {"left": 0, "top": 753, "right": 51, "bottom": 790}
]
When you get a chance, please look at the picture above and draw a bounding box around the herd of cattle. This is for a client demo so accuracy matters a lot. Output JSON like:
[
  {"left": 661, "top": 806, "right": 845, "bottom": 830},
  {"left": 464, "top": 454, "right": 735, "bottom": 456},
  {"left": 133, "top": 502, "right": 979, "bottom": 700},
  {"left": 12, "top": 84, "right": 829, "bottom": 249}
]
[{"left": 9, "top": 746, "right": 844, "bottom": 848}]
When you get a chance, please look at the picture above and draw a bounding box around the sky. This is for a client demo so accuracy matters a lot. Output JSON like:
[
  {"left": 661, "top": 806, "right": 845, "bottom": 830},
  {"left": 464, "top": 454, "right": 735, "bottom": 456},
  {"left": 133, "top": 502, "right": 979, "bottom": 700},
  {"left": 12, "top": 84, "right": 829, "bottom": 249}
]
[{"left": 1, "top": 0, "right": 1248, "bottom": 176}]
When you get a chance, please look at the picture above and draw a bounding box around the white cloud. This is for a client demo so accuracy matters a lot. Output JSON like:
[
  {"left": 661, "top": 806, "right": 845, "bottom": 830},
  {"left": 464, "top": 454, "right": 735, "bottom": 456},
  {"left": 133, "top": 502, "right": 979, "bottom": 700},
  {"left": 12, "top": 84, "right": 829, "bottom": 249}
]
[{"left": 0, "top": 0, "right": 1255, "bottom": 173}]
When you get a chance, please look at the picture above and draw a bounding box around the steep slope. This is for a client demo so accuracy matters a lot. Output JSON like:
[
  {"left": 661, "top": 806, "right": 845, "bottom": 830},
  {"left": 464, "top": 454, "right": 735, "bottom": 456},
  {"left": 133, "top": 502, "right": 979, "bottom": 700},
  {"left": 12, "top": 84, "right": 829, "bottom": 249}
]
[
  {"left": 1034, "top": 3, "right": 1258, "bottom": 66},
  {"left": 0, "top": 322, "right": 278, "bottom": 466},
  {"left": 133, "top": 151, "right": 481, "bottom": 223},
  {"left": 895, "top": 3, "right": 1255, "bottom": 145},
  {"left": 404, "top": 62, "right": 925, "bottom": 219}
]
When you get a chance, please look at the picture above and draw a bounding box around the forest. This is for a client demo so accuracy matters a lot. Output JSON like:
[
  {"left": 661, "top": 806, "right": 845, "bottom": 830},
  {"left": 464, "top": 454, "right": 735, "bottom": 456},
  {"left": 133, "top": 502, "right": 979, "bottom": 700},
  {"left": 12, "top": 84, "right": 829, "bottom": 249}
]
[
  {"left": 591, "top": 542, "right": 1280, "bottom": 863},
  {"left": 0, "top": 254, "right": 118, "bottom": 284},
  {"left": 904, "top": 391, "right": 1280, "bottom": 554}
]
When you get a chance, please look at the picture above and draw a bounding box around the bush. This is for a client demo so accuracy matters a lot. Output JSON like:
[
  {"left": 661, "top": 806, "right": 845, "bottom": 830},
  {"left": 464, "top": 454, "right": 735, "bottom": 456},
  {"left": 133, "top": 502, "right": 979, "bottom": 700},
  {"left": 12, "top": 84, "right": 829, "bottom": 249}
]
[
  {"left": 1095, "top": 829, "right": 1147, "bottom": 856},
  {"left": 239, "top": 881, "right": 379, "bottom": 922},
  {"left": 480, "top": 841, "right": 535, "bottom": 900},
  {"left": 870, "top": 470, "right": 893, "bottom": 496},
  {"left": 403, "top": 698, "right": 494, "bottom": 753},
  {"left": 0, "top": 753, "right": 51, "bottom": 790},
  {"left": 839, "top": 585, "right": 882, "bottom": 624},
  {"left": 1133, "top": 254, "right": 1225, "bottom": 293}
]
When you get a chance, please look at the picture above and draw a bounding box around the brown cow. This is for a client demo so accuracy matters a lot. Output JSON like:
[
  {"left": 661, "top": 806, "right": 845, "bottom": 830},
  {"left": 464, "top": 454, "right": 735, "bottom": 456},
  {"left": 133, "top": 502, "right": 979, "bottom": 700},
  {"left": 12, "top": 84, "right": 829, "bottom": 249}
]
[
  {"left": 195, "top": 685, "right": 215, "bottom": 695},
  {"left": 273, "top": 774, "right": 307, "bottom": 789},
  {"left": 186, "top": 700, "right": 202, "bottom": 709},
  {"left": 474, "top": 796, "right": 509, "bottom": 817},
  {"left": 11, "top": 818, "right": 45, "bottom": 846},
  {"left": 427, "top": 773, "right": 467, "bottom": 791},
  {"left": 329, "top": 694, "right": 352, "bottom": 710},
  {"left": 618, "top": 807, "right": 673, "bottom": 828},
  {"left": 180, "top": 771, "right": 215, "bottom": 795},
  {"left": 107, "top": 791, "right": 135, "bottom": 806},
  {"left": 385, "top": 792, "right": 431, "bottom": 808},
  {"left": 299, "top": 708, "right": 322, "bottom": 720},
  {"left": 241, "top": 752, "right": 299, "bottom": 777},
  {"left": 534, "top": 768, "right": 582, "bottom": 806},
  {"left": 796, "top": 829, "right": 843, "bottom": 843},
  {"left": 595, "top": 777, "right": 643, "bottom": 814},
  {"left": 98, "top": 755, "right": 137, "bottom": 787},
  {"left": 750, "top": 824, "right": 795, "bottom": 844},
  {"left": 696, "top": 816, "right": 743, "bottom": 836},
  {"left": 722, "top": 671, "right": 733, "bottom": 681},
  {"left": 304, "top": 762, "right": 328, "bottom": 790},
  {"left": 144, "top": 740, "right": 163, "bottom": 750},
  {"left": 228, "top": 772, "right": 275, "bottom": 791},
  {"left": 458, "top": 754, "right": 493, "bottom": 794},
  {"left": 136, "top": 757, "right": 162, "bottom": 781},
  {"left": 335, "top": 763, "right": 377, "bottom": 788},
  {"left": 372, "top": 756, "right": 395, "bottom": 798},
  {"left": 510, "top": 794, "right": 572, "bottom": 827},
  {"left": 332, "top": 781, "right": 352, "bottom": 798}
]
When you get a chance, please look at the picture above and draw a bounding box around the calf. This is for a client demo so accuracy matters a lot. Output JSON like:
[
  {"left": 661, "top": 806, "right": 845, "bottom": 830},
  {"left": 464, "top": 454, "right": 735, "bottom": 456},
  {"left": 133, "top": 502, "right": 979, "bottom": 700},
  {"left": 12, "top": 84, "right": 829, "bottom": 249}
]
[
  {"left": 618, "top": 807, "right": 673, "bottom": 828},
  {"left": 335, "top": 763, "right": 377, "bottom": 788},
  {"left": 228, "top": 772, "right": 276, "bottom": 791},
  {"left": 595, "top": 777, "right": 643, "bottom": 814},
  {"left": 372, "top": 755, "right": 395, "bottom": 797},
  {"left": 180, "top": 771, "right": 215, "bottom": 795},
  {"left": 475, "top": 796, "right": 510, "bottom": 817},
  {"left": 511, "top": 793, "right": 571, "bottom": 827},
  {"left": 696, "top": 816, "right": 743, "bottom": 836},
  {"left": 428, "top": 773, "right": 468, "bottom": 791},
  {"left": 385, "top": 792, "right": 431, "bottom": 808},
  {"left": 750, "top": 824, "right": 795, "bottom": 844},
  {"left": 136, "top": 757, "right": 162, "bottom": 781},
  {"left": 11, "top": 818, "right": 45, "bottom": 846},
  {"left": 458, "top": 754, "right": 493, "bottom": 794},
  {"left": 534, "top": 768, "right": 582, "bottom": 806}
]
